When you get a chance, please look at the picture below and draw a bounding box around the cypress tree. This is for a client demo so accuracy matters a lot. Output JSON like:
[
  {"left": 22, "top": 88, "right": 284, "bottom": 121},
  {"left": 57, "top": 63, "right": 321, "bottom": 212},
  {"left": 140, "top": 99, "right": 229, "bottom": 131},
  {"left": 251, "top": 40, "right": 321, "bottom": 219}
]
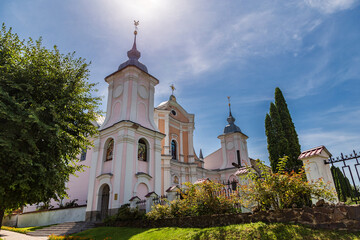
[
  {"left": 331, "top": 166, "right": 353, "bottom": 202},
  {"left": 267, "top": 103, "right": 289, "bottom": 172},
  {"left": 274, "top": 88, "right": 302, "bottom": 171},
  {"left": 265, "top": 114, "right": 277, "bottom": 173}
]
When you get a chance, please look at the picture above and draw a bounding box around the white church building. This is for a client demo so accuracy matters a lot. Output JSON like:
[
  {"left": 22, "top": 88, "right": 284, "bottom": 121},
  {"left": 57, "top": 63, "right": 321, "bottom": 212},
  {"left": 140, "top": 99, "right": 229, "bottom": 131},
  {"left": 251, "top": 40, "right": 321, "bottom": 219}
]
[{"left": 22, "top": 26, "right": 254, "bottom": 222}]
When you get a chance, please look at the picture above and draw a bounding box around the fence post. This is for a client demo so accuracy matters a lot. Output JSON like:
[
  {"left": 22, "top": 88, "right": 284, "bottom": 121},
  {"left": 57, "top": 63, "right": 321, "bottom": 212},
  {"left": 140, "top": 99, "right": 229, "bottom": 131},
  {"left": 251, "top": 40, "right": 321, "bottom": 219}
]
[
  {"left": 299, "top": 145, "right": 338, "bottom": 203},
  {"left": 129, "top": 196, "right": 140, "bottom": 209},
  {"left": 145, "top": 192, "right": 158, "bottom": 213},
  {"left": 166, "top": 185, "right": 180, "bottom": 202}
]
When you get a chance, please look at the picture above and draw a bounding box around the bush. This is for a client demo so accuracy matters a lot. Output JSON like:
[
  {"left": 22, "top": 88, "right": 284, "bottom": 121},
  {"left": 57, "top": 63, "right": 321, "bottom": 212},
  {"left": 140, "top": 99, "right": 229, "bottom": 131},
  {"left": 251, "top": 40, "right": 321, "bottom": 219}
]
[
  {"left": 104, "top": 204, "right": 145, "bottom": 224},
  {"left": 237, "top": 157, "right": 336, "bottom": 210},
  {"left": 147, "top": 181, "right": 240, "bottom": 220}
]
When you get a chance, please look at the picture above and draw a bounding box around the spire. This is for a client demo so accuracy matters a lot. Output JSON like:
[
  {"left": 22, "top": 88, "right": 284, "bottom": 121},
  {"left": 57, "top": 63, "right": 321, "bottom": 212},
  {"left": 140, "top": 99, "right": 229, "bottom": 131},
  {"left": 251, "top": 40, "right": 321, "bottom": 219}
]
[
  {"left": 228, "top": 96, "right": 232, "bottom": 116},
  {"left": 227, "top": 96, "right": 235, "bottom": 124},
  {"left": 199, "top": 149, "right": 204, "bottom": 159},
  {"left": 118, "top": 20, "right": 148, "bottom": 73},
  {"left": 127, "top": 21, "right": 141, "bottom": 60},
  {"left": 223, "top": 97, "right": 241, "bottom": 134}
]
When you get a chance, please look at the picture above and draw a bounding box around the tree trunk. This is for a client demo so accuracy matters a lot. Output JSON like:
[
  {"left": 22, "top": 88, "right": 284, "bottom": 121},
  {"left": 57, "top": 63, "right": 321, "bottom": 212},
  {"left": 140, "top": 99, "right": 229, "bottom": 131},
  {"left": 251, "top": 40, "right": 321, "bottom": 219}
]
[{"left": 0, "top": 208, "right": 4, "bottom": 230}]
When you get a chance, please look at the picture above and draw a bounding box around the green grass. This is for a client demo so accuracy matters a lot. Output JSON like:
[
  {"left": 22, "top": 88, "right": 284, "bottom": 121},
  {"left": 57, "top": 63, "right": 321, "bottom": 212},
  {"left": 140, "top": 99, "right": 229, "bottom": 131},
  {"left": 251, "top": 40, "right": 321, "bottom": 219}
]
[
  {"left": 49, "top": 222, "right": 360, "bottom": 240},
  {"left": 1, "top": 225, "right": 51, "bottom": 234}
]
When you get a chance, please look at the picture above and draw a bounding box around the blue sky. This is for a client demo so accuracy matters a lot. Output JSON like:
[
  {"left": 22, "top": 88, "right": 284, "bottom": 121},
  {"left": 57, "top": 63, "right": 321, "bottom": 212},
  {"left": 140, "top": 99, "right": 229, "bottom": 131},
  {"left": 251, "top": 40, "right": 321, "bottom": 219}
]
[{"left": 1, "top": 0, "right": 360, "bottom": 164}]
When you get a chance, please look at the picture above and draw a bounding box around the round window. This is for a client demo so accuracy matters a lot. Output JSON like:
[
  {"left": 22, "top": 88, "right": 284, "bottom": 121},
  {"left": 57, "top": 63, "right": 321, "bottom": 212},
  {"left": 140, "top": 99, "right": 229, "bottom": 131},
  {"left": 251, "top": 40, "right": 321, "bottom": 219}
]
[{"left": 171, "top": 109, "right": 177, "bottom": 116}]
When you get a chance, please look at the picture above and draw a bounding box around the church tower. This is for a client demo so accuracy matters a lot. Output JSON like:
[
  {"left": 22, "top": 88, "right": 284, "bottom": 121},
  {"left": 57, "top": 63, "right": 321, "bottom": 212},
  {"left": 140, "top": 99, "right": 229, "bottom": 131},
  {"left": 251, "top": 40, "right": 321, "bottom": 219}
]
[
  {"left": 218, "top": 98, "right": 251, "bottom": 169},
  {"left": 86, "top": 22, "right": 165, "bottom": 221}
]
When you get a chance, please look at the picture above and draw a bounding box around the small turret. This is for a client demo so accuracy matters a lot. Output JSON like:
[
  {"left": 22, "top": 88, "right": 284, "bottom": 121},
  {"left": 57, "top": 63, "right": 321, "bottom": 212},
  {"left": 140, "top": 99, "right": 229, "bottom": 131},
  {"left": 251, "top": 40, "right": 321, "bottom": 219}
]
[{"left": 199, "top": 149, "right": 204, "bottom": 159}]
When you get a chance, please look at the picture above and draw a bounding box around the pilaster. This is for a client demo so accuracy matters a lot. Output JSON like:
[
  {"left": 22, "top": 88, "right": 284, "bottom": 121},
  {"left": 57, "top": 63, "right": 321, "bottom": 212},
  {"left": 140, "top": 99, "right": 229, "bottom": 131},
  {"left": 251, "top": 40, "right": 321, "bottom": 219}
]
[{"left": 86, "top": 137, "right": 100, "bottom": 212}]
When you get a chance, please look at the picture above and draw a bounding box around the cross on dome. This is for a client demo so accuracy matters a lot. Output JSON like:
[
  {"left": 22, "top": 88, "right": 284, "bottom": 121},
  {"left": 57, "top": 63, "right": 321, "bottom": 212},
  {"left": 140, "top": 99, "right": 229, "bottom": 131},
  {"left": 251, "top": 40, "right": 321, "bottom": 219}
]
[
  {"left": 118, "top": 20, "right": 148, "bottom": 73},
  {"left": 224, "top": 96, "right": 241, "bottom": 134},
  {"left": 170, "top": 84, "right": 176, "bottom": 95}
]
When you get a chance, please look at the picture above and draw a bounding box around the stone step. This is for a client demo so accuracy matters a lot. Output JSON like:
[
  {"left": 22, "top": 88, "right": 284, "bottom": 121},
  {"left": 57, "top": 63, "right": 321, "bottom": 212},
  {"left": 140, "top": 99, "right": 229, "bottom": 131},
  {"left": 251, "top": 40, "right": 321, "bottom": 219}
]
[{"left": 27, "top": 221, "right": 97, "bottom": 236}]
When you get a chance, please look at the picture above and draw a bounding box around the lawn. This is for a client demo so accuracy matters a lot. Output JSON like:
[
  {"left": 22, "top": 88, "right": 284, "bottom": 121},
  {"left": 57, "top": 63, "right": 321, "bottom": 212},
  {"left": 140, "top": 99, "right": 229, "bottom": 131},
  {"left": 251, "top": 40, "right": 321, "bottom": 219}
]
[{"left": 48, "top": 222, "right": 360, "bottom": 240}]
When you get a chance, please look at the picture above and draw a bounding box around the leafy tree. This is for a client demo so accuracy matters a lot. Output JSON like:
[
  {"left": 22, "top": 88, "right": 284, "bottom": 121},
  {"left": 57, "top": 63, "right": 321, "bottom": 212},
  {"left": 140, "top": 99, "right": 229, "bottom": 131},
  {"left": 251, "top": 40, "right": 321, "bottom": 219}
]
[
  {"left": 0, "top": 24, "right": 100, "bottom": 227},
  {"left": 265, "top": 88, "right": 301, "bottom": 172},
  {"left": 238, "top": 157, "right": 336, "bottom": 210}
]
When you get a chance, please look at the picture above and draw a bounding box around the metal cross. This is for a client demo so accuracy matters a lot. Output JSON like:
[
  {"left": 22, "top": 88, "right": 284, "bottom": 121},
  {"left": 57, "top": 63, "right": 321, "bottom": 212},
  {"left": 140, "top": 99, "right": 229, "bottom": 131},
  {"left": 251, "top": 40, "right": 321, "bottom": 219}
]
[
  {"left": 227, "top": 96, "right": 231, "bottom": 112},
  {"left": 134, "top": 20, "right": 139, "bottom": 35},
  {"left": 170, "top": 84, "right": 176, "bottom": 95}
]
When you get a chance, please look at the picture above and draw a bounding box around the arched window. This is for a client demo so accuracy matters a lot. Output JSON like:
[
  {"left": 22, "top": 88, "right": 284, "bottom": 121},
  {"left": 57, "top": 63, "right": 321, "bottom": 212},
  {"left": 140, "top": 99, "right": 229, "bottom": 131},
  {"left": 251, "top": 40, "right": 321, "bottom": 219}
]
[
  {"left": 80, "top": 148, "right": 87, "bottom": 161},
  {"left": 138, "top": 138, "right": 148, "bottom": 161},
  {"left": 105, "top": 139, "right": 114, "bottom": 161},
  {"left": 171, "top": 140, "right": 177, "bottom": 160}
]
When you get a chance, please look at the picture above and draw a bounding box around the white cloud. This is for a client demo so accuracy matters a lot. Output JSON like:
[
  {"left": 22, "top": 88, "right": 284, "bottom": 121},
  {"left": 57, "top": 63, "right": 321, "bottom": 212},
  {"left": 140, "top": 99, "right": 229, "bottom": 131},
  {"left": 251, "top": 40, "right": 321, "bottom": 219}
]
[
  {"left": 304, "top": 0, "right": 358, "bottom": 13},
  {"left": 299, "top": 128, "right": 360, "bottom": 156}
]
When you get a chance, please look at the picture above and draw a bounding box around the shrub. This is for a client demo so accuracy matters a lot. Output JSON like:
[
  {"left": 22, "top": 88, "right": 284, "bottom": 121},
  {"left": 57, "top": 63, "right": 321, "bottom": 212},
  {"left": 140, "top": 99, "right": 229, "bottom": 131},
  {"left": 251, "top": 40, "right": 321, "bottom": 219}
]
[
  {"left": 104, "top": 204, "right": 145, "bottom": 224},
  {"left": 147, "top": 181, "right": 240, "bottom": 220},
  {"left": 237, "top": 157, "right": 336, "bottom": 210}
]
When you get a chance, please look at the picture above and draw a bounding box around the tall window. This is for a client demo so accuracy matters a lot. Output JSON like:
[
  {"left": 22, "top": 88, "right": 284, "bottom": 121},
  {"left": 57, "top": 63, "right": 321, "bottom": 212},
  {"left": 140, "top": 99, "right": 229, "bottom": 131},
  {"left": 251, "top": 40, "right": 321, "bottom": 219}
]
[
  {"left": 171, "top": 140, "right": 177, "bottom": 160},
  {"left": 105, "top": 139, "right": 114, "bottom": 161},
  {"left": 138, "top": 138, "right": 148, "bottom": 161},
  {"left": 80, "top": 148, "right": 87, "bottom": 161}
]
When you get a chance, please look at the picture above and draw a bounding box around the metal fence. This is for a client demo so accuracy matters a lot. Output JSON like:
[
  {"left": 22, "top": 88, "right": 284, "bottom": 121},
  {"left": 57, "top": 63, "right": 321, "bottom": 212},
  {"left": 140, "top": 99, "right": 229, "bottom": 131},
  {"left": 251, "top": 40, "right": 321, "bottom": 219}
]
[
  {"left": 152, "top": 195, "right": 168, "bottom": 205},
  {"left": 324, "top": 150, "right": 360, "bottom": 204},
  {"left": 135, "top": 199, "right": 146, "bottom": 211}
]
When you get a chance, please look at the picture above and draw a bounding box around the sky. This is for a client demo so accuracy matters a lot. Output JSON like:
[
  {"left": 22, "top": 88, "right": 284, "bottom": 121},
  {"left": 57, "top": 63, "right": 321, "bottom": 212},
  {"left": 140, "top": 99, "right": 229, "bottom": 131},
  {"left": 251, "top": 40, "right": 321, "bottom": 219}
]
[{"left": 1, "top": 0, "right": 360, "bottom": 165}]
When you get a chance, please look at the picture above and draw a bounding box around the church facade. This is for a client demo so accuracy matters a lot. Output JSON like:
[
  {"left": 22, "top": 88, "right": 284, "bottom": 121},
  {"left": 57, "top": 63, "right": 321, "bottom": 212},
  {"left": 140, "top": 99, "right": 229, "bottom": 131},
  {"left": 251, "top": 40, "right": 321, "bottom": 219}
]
[{"left": 23, "top": 28, "right": 253, "bottom": 221}]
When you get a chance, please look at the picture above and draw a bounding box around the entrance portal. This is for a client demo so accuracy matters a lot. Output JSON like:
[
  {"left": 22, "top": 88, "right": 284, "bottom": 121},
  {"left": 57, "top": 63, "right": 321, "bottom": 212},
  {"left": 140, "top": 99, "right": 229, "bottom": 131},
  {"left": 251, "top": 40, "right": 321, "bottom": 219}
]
[{"left": 100, "top": 184, "right": 110, "bottom": 219}]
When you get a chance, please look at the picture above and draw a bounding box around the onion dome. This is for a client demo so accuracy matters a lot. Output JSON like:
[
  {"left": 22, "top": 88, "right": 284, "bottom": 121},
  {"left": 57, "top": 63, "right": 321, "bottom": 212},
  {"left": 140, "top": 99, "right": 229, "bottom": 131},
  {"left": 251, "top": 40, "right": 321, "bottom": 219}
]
[{"left": 118, "top": 23, "right": 148, "bottom": 73}]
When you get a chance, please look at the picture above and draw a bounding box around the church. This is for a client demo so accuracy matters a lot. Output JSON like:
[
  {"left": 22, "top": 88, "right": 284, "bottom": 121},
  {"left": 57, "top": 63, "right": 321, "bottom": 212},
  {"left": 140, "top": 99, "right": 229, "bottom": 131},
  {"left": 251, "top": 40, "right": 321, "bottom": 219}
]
[{"left": 23, "top": 24, "right": 254, "bottom": 221}]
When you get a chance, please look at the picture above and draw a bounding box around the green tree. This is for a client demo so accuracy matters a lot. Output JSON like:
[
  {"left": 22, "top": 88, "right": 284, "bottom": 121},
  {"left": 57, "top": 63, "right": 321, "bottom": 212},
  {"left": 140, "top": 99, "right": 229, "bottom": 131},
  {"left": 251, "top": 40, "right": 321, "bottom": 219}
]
[
  {"left": 0, "top": 24, "right": 100, "bottom": 227},
  {"left": 274, "top": 88, "right": 302, "bottom": 171},
  {"left": 238, "top": 157, "right": 336, "bottom": 210},
  {"left": 331, "top": 166, "right": 353, "bottom": 202},
  {"left": 265, "top": 102, "right": 289, "bottom": 172},
  {"left": 265, "top": 88, "right": 301, "bottom": 172}
]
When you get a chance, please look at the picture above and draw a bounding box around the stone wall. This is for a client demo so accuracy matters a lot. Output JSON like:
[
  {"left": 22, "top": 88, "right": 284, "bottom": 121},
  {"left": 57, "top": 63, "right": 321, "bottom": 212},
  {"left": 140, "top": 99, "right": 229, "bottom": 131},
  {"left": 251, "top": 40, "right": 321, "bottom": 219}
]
[
  {"left": 109, "top": 204, "right": 360, "bottom": 231},
  {"left": 3, "top": 206, "right": 87, "bottom": 228}
]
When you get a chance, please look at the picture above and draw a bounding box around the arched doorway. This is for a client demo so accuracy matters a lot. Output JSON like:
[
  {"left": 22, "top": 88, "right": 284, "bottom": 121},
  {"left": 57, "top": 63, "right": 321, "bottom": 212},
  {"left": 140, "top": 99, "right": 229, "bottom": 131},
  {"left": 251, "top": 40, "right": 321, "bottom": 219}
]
[{"left": 100, "top": 184, "right": 110, "bottom": 219}]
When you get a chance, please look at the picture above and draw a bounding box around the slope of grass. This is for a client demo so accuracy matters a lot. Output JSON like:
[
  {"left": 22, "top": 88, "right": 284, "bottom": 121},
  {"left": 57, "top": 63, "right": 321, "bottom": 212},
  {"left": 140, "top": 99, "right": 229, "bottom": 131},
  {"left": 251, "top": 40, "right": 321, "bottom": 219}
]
[{"left": 48, "top": 222, "right": 360, "bottom": 240}]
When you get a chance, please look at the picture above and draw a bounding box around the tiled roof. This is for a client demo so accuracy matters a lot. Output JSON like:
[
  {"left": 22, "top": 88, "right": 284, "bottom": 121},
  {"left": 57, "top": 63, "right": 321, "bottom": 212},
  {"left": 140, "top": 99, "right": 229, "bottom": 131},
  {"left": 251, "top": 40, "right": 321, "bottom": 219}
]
[
  {"left": 235, "top": 167, "right": 249, "bottom": 175},
  {"left": 298, "top": 145, "right": 331, "bottom": 159},
  {"left": 144, "top": 191, "right": 157, "bottom": 198},
  {"left": 165, "top": 185, "right": 180, "bottom": 192},
  {"left": 194, "top": 178, "right": 211, "bottom": 184},
  {"left": 129, "top": 196, "right": 140, "bottom": 201}
]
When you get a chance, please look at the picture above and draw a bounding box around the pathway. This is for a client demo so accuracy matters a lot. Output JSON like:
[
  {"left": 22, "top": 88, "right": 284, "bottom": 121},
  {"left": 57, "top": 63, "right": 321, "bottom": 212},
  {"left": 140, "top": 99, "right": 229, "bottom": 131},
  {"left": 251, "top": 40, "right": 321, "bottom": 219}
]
[{"left": 0, "top": 230, "right": 48, "bottom": 240}]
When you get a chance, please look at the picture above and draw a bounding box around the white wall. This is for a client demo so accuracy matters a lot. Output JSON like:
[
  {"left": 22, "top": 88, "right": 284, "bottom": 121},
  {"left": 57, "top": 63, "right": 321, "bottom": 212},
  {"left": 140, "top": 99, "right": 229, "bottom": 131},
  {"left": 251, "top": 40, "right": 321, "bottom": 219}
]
[
  {"left": 3, "top": 207, "right": 86, "bottom": 228},
  {"left": 2, "top": 214, "right": 18, "bottom": 227}
]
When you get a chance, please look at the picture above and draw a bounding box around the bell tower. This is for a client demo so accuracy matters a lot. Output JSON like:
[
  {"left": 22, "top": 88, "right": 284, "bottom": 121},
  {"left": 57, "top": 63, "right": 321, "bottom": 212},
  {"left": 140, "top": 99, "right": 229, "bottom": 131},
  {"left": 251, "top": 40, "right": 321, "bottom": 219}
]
[
  {"left": 86, "top": 21, "right": 165, "bottom": 221},
  {"left": 218, "top": 97, "right": 250, "bottom": 169},
  {"left": 100, "top": 20, "right": 158, "bottom": 131}
]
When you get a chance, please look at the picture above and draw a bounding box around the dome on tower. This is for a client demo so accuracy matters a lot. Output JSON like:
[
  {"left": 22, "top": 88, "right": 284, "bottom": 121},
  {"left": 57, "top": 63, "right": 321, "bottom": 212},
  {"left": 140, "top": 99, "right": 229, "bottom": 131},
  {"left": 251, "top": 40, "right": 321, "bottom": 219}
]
[
  {"left": 118, "top": 25, "right": 148, "bottom": 73},
  {"left": 223, "top": 97, "right": 242, "bottom": 134},
  {"left": 223, "top": 111, "right": 241, "bottom": 134}
]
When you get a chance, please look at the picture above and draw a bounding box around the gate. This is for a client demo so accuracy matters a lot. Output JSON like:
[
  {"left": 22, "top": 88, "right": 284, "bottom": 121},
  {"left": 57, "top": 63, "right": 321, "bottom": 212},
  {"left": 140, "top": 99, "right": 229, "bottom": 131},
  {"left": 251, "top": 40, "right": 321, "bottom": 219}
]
[{"left": 324, "top": 150, "right": 360, "bottom": 204}]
